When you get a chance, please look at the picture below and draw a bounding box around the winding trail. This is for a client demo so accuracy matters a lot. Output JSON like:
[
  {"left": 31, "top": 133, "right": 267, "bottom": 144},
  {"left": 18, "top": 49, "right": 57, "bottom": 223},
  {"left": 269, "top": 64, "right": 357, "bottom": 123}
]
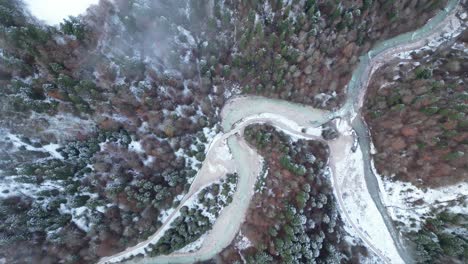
[{"left": 98, "top": 1, "right": 465, "bottom": 263}]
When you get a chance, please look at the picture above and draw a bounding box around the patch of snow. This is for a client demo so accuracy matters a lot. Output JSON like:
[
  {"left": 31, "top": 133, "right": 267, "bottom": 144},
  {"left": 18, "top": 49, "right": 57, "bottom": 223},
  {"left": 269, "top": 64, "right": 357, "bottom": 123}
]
[
  {"left": 460, "top": 12, "right": 467, "bottom": 20},
  {"left": 98, "top": 141, "right": 108, "bottom": 151},
  {"left": 108, "top": 113, "right": 131, "bottom": 124},
  {"left": 376, "top": 167, "right": 468, "bottom": 232},
  {"left": 159, "top": 208, "right": 175, "bottom": 224},
  {"left": 129, "top": 85, "right": 143, "bottom": 102},
  {"left": 2, "top": 131, "right": 63, "bottom": 160},
  {"left": 30, "top": 112, "right": 95, "bottom": 142},
  {"left": 157, "top": 195, "right": 184, "bottom": 223},
  {"left": 395, "top": 10, "right": 466, "bottom": 59},
  {"left": 53, "top": 35, "right": 67, "bottom": 45},
  {"left": 177, "top": 26, "right": 196, "bottom": 46},
  {"left": 329, "top": 118, "right": 404, "bottom": 263},
  {"left": 334, "top": 117, "right": 354, "bottom": 137},
  {"left": 176, "top": 149, "right": 201, "bottom": 173},
  {"left": 262, "top": 1, "right": 274, "bottom": 22},
  {"left": 128, "top": 140, "right": 144, "bottom": 154},
  {"left": 174, "top": 105, "right": 185, "bottom": 116},
  {"left": 42, "top": 143, "right": 63, "bottom": 159},
  {"left": 223, "top": 83, "right": 241, "bottom": 99},
  {"left": 0, "top": 178, "right": 63, "bottom": 199},
  {"left": 314, "top": 93, "right": 334, "bottom": 107},
  {"left": 96, "top": 206, "right": 107, "bottom": 213},
  {"left": 370, "top": 141, "right": 377, "bottom": 155},
  {"left": 138, "top": 122, "right": 149, "bottom": 133},
  {"left": 181, "top": 49, "right": 192, "bottom": 64},
  {"left": 255, "top": 165, "right": 268, "bottom": 193},
  {"left": 143, "top": 156, "right": 155, "bottom": 166},
  {"left": 203, "top": 127, "right": 217, "bottom": 145},
  {"left": 71, "top": 206, "right": 92, "bottom": 232},
  {"left": 235, "top": 232, "right": 252, "bottom": 250},
  {"left": 395, "top": 50, "right": 413, "bottom": 60}
]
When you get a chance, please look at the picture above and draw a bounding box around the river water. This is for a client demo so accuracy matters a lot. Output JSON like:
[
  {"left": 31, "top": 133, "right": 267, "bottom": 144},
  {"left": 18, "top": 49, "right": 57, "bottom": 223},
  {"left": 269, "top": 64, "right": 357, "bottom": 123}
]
[{"left": 106, "top": 0, "right": 462, "bottom": 263}]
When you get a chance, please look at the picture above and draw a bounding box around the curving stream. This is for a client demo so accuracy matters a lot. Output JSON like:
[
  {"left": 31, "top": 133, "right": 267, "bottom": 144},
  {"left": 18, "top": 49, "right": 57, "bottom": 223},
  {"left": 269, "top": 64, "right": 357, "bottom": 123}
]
[{"left": 99, "top": 1, "right": 465, "bottom": 263}]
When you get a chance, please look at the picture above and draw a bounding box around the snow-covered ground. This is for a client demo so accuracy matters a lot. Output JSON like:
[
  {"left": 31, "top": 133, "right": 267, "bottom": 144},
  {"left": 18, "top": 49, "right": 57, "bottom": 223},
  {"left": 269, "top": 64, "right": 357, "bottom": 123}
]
[
  {"left": 2, "top": 131, "right": 62, "bottom": 159},
  {"left": 235, "top": 232, "right": 253, "bottom": 251},
  {"left": 127, "top": 140, "right": 143, "bottom": 153},
  {"left": 59, "top": 204, "right": 93, "bottom": 232},
  {"left": 0, "top": 178, "right": 63, "bottom": 199},
  {"left": 365, "top": 5, "right": 468, "bottom": 235},
  {"left": 30, "top": 112, "right": 96, "bottom": 142},
  {"left": 0, "top": 130, "right": 64, "bottom": 198},
  {"left": 395, "top": 8, "right": 466, "bottom": 60},
  {"left": 23, "top": 0, "right": 99, "bottom": 25},
  {"left": 376, "top": 168, "right": 468, "bottom": 232},
  {"left": 328, "top": 118, "right": 404, "bottom": 264}
]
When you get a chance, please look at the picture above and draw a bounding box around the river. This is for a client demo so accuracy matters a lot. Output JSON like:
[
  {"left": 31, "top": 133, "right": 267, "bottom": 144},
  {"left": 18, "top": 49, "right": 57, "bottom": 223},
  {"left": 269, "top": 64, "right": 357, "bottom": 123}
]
[{"left": 99, "top": 0, "right": 464, "bottom": 263}]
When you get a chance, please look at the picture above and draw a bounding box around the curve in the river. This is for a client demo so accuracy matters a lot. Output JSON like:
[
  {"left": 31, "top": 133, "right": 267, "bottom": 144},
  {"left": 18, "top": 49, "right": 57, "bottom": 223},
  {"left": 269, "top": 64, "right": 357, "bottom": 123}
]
[{"left": 99, "top": 1, "right": 464, "bottom": 263}]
